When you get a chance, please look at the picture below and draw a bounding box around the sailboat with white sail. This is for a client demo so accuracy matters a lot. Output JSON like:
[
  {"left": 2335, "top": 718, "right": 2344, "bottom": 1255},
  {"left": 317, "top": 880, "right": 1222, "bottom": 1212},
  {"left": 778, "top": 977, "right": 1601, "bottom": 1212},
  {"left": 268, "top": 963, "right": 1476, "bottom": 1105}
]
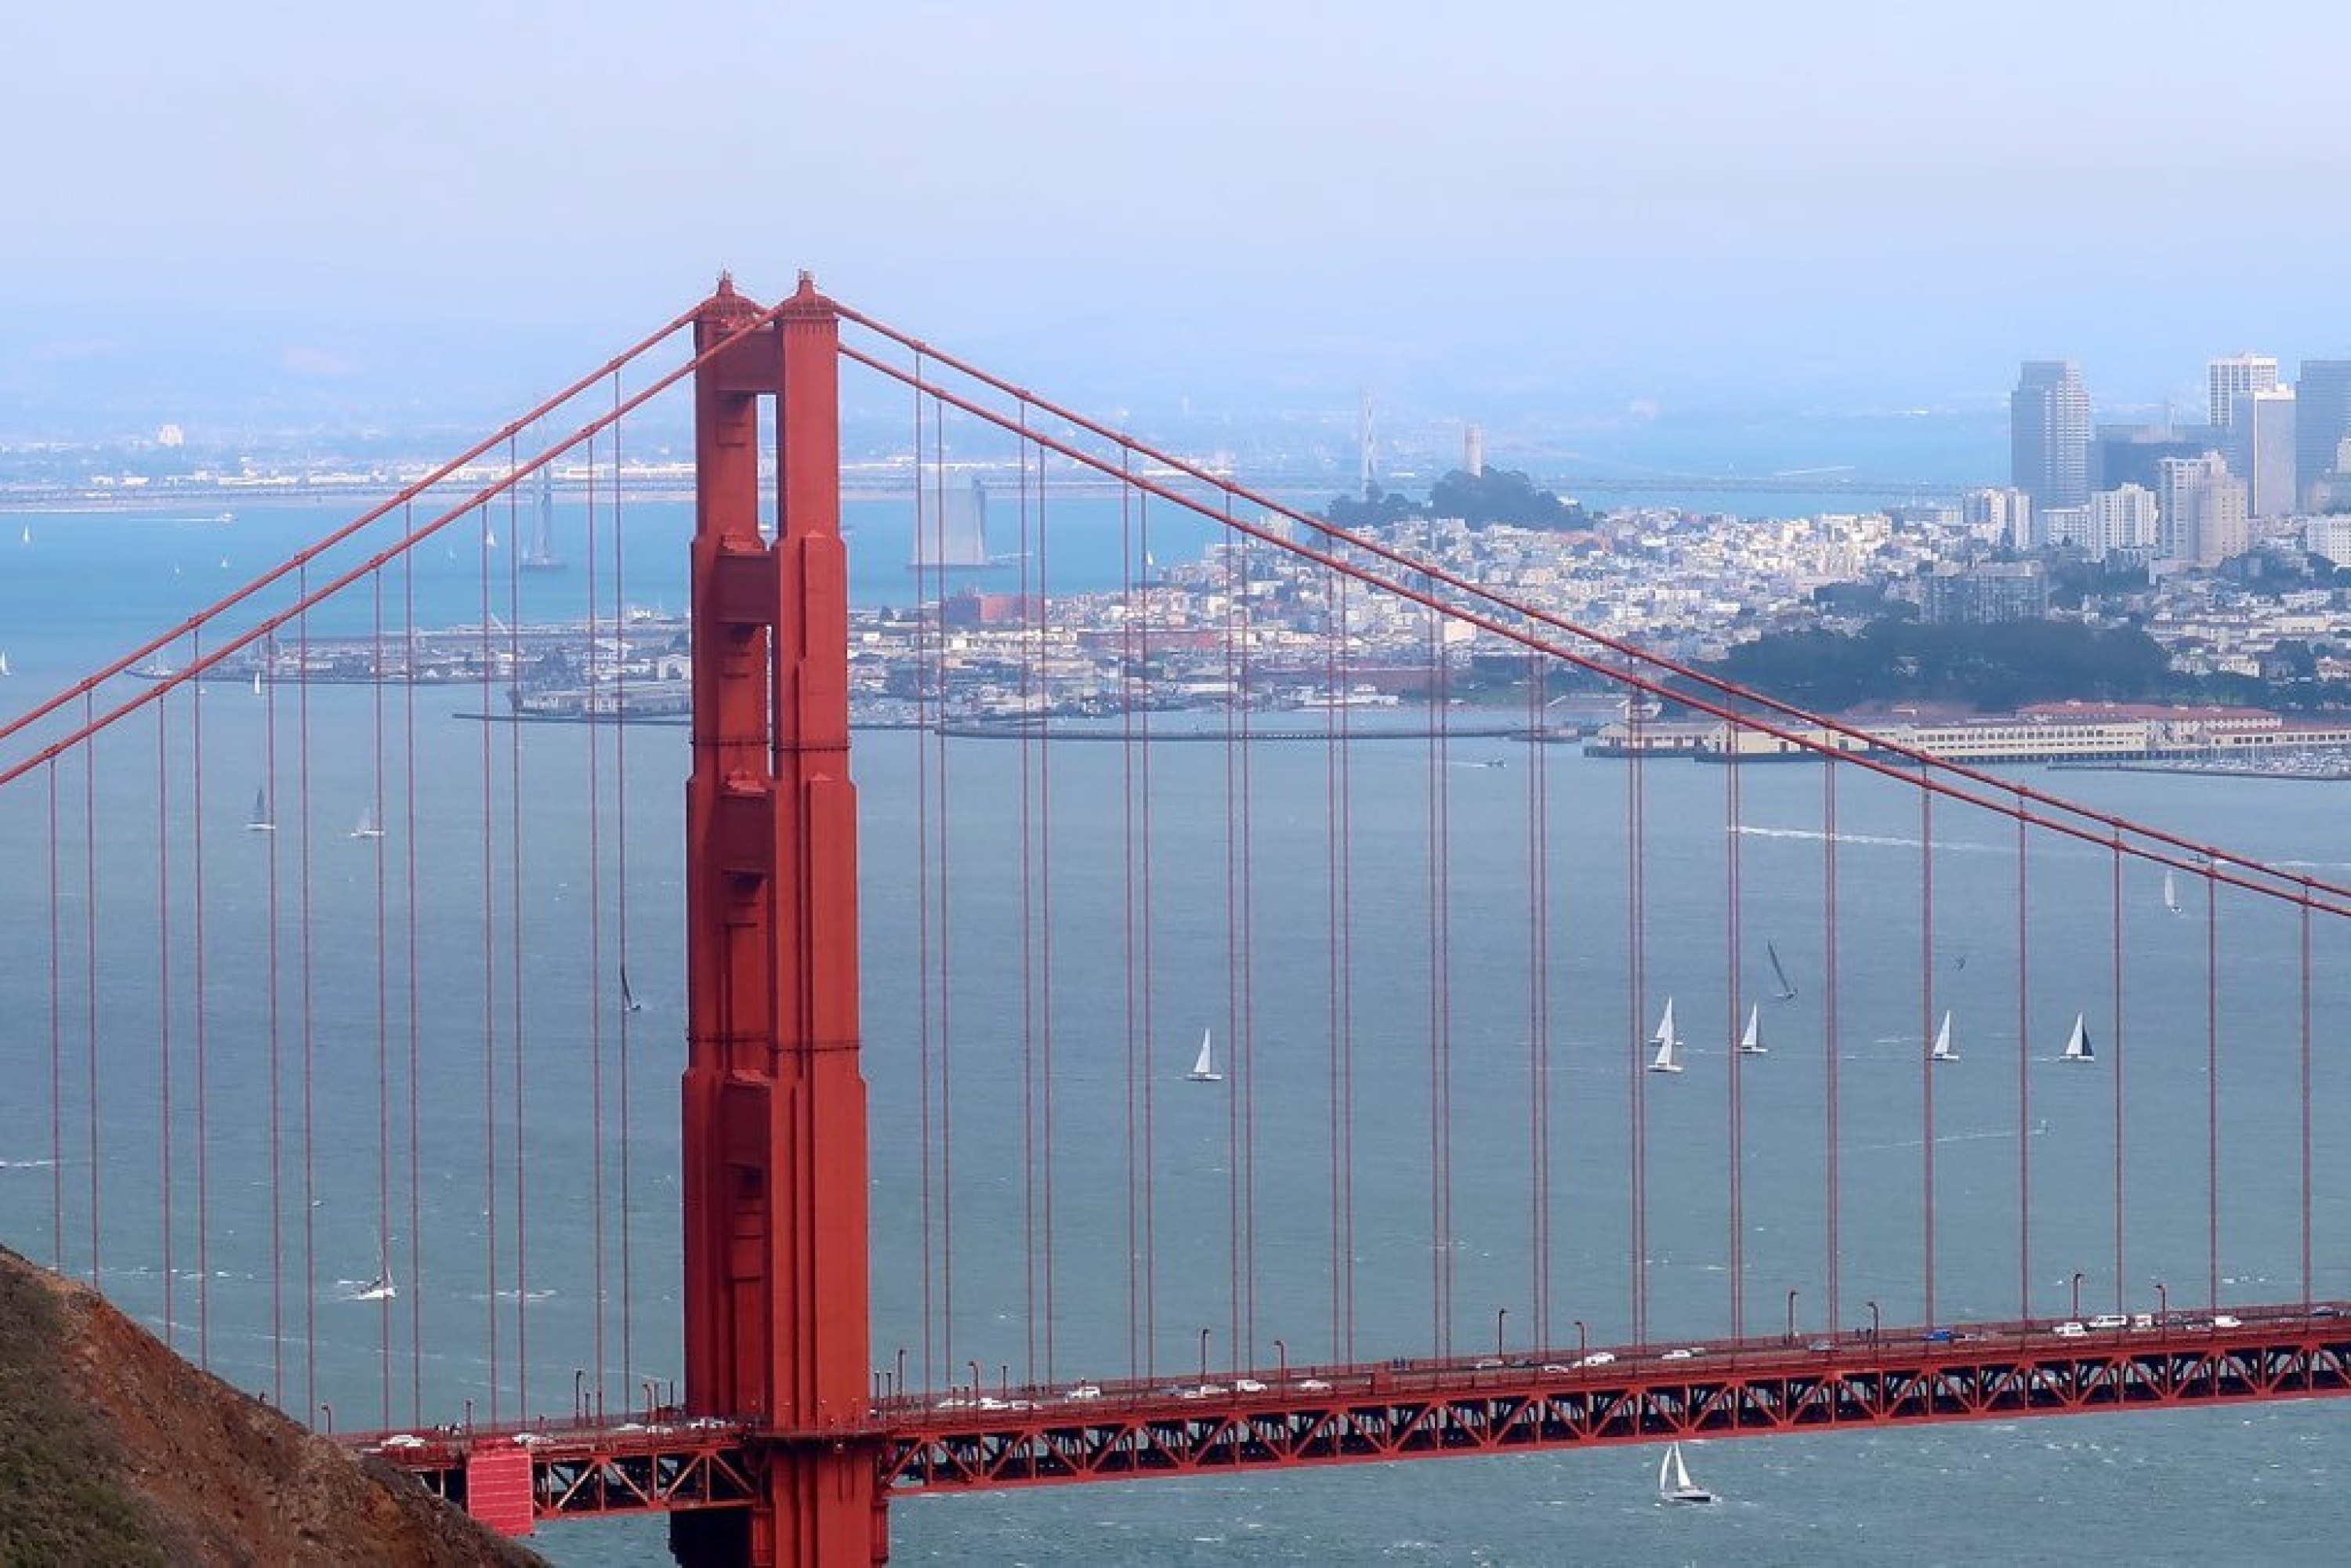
[
  {"left": 2163, "top": 867, "right": 2183, "bottom": 916},
  {"left": 352, "top": 1233, "right": 396, "bottom": 1302},
  {"left": 1930, "top": 1009, "right": 1954, "bottom": 1063},
  {"left": 1737, "top": 1001, "right": 1766, "bottom": 1056},
  {"left": 1186, "top": 1027, "right": 1223, "bottom": 1083},
  {"left": 621, "top": 966, "right": 644, "bottom": 1014},
  {"left": 2061, "top": 1012, "right": 2094, "bottom": 1063},
  {"left": 1646, "top": 998, "right": 1684, "bottom": 1074},
  {"left": 350, "top": 802, "right": 386, "bottom": 840},
  {"left": 1765, "top": 940, "right": 1797, "bottom": 1001},
  {"left": 246, "top": 784, "right": 275, "bottom": 834},
  {"left": 1657, "top": 1441, "right": 1715, "bottom": 1505}
]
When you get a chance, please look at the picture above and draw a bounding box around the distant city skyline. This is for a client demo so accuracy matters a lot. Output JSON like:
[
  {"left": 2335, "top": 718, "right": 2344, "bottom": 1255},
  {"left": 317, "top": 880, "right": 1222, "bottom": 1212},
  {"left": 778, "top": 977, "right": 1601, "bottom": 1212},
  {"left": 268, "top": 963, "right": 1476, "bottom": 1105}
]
[{"left": 5, "top": 5, "right": 2350, "bottom": 440}]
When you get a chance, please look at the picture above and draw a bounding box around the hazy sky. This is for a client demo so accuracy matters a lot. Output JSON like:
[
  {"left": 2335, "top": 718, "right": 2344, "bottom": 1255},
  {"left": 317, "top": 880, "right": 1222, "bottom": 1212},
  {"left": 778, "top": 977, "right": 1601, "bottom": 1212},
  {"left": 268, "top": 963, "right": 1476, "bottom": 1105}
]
[{"left": 4, "top": 1, "right": 2348, "bottom": 432}]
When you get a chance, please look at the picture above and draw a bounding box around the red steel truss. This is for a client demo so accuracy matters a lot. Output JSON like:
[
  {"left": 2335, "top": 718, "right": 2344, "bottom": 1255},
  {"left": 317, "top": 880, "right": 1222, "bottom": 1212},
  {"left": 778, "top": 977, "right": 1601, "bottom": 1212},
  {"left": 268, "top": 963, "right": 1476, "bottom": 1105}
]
[{"left": 367, "top": 1306, "right": 2350, "bottom": 1525}]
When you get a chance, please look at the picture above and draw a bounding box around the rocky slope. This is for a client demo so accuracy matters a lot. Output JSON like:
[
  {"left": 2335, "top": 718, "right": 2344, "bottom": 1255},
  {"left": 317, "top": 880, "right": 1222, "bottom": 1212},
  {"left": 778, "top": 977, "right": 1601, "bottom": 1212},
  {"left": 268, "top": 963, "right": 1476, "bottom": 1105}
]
[{"left": 0, "top": 1244, "right": 544, "bottom": 1566}]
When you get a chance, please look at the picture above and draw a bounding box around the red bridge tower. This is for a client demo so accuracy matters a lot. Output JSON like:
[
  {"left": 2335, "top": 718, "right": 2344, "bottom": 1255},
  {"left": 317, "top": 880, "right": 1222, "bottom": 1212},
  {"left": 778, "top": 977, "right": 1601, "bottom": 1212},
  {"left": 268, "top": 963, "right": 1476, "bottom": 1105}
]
[{"left": 672, "top": 275, "right": 881, "bottom": 1566}]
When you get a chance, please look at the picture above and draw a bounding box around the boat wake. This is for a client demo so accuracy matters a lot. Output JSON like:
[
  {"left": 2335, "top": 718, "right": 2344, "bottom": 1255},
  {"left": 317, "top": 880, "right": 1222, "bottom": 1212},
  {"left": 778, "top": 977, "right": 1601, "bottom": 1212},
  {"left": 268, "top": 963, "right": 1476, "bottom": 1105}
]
[{"left": 1736, "top": 824, "right": 2005, "bottom": 856}]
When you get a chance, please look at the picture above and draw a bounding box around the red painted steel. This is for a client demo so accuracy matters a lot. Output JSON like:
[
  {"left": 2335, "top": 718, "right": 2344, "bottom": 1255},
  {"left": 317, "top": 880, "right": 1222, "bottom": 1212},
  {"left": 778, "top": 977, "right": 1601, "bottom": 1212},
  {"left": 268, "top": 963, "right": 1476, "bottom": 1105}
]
[
  {"left": 362, "top": 1305, "right": 2351, "bottom": 1522},
  {"left": 464, "top": 1446, "right": 538, "bottom": 1536},
  {"left": 675, "top": 274, "right": 881, "bottom": 1567}
]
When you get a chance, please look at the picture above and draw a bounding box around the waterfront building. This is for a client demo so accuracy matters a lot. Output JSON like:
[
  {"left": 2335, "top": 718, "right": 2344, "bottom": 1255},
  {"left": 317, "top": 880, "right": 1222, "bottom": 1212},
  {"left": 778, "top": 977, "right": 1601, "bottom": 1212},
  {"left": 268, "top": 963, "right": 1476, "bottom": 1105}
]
[
  {"left": 2011, "top": 360, "right": 2092, "bottom": 512},
  {"left": 2208, "top": 353, "right": 2280, "bottom": 430}
]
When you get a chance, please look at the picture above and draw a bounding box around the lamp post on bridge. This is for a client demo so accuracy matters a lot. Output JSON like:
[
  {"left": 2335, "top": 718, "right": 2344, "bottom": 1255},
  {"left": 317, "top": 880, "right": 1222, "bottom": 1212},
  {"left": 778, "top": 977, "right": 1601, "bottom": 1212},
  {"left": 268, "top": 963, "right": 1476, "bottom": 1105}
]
[
  {"left": 1496, "top": 1306, "right": 1509, "bottom": 1363},
  {"left": 574, "top": 1368, "right": 587, "bottom": 1421},
  {"left": 2156, "top": 1280, "right": 2168, "bottom": 1342},
  {"left": 1574, "top": 1320, "right": 1588, "bottom": 1360},
  {"left": 897, "top": 1347, "right": 907, "bottom": 1404},
  {"left": 1865, "top": 1300, "right": 1879, "bottom": 1345},
  {"left": 1786, "top": 1289, "right": 1799, "bottom": 1345},
  {"left": 967, "top": 1360, "right": 982, "bottom": 1398},
  {"left": 1274, "top": 1339, "right": 1287, "bottom": 1384},
  {"left": 319, "top": 1403, "right": 333, "bottom": 1435},
  {"left": 2070, "top": 1271, "right": 2085, "bottom": 1321}
]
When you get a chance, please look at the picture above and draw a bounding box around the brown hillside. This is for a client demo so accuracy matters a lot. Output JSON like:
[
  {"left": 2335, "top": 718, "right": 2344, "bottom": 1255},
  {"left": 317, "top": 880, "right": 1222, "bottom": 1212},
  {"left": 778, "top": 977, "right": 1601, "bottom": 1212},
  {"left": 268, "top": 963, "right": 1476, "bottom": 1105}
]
[{"left": 0, "top": 1244, "right": 544, "bottom": 1566}]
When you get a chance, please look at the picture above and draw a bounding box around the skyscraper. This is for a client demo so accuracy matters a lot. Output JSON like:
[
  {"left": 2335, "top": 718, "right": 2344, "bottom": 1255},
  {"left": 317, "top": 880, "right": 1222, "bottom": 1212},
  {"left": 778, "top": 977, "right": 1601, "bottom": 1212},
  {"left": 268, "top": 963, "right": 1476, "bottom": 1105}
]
[
  {"left": 2233, "top": 386, "right": 2296, "bottom": 517},
  {"left": 2297, "top": 360, "right": 2351, "bottom": 509},
  {"left": 2011, "top": 361, "right": 2091, "bottom": 512},
  {"left": 2207, "top": 353, "right": 2279, "bottom": 430}
]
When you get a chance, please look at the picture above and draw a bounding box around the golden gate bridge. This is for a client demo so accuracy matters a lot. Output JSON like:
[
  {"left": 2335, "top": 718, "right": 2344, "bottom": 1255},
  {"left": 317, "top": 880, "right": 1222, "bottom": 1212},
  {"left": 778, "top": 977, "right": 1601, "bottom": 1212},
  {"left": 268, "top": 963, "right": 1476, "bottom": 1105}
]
[{"left": 2, "top": 274, "right": 2348, "bottom": 1565}]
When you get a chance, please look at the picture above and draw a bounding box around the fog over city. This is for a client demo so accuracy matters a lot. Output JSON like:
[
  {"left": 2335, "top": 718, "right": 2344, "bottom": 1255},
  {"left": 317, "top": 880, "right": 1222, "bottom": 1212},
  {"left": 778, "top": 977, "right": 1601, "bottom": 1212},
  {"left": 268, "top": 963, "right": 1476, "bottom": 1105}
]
[{"left": 2, "top": 2, "right": 2348, "bottom": 447}]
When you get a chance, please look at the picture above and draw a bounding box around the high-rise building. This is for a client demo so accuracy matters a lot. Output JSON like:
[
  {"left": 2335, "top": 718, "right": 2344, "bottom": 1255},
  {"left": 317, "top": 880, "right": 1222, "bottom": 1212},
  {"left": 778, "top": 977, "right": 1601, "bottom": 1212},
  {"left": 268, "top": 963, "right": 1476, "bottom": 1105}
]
[
  {"left": 2088, "top": 484, "right": 2159, "bottom": 559},
  {"left": 1962, "top": 486, "right": 2033, "bottom": 548},
  {"left": 2207, "top": 353, "right": 2279, "bottom": 430},
  {"left": 2157, "top": 454, "right": 2249, "bottom": 566},
  {"left": 2297, "top": 360, "right": 2351, "bottom": 509},
  {"left": 2012, "top": 361, "right": 2092, "bottom": 512},
  {"left": 2092, "top": 422, "right": 2215, "bottom": 494},
  {"left": 2232, "top": 387, "right": 2297, "bottom": 517}
]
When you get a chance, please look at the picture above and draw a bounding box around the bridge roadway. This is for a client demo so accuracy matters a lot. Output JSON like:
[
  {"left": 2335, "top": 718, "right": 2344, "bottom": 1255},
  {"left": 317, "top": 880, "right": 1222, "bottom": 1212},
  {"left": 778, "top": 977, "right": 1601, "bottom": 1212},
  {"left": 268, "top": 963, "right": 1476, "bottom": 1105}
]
[{"left": 361, "top": 1301, "right": 2351, "bottom": 1533}]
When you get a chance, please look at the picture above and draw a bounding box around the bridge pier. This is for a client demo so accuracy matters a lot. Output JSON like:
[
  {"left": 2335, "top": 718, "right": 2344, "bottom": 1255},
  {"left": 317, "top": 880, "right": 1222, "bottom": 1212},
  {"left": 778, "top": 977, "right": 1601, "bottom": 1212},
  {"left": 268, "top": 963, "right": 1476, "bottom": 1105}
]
[{"left": 675, "top": 274, "right": 883, "bottom": 1566}]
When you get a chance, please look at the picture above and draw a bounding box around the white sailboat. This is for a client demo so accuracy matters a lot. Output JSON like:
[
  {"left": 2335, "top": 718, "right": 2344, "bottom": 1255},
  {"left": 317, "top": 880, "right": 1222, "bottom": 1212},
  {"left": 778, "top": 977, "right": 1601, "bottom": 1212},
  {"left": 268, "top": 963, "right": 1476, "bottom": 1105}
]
[
  {"left": 621, "top": 965, "right": 644, "bottom": 1014},
  {"left": 1737, "top": 1001, "right": 1766, "bottom": 1056},
  {"left": 2061, "top": 1012, "right": 2095, "bottom": 1063},
  {"left": 250, "top": 668, "right": 265, "bottom": 697},
  {"left": 353, "top": 1233, "right": 396, "bottom": 1302},
  {"left": 1186, "top": 1027, "right": 1223, "bottom": 1083},
  {"left": 1765, "top": 940, "right": 1798, "bottom": 1001},
  {"left": 350, "top": 802, "right": 386, "bottom": 841},
  {"left": 245, "top": 784, "right": 275, "bottom": 834},
  {"left": 1657, "top": 1440, "right": 1716, "bottom": 1505},
  {"left": 1930, "top": 1009, "right": 1954, "bottom": 1063},
  {"left": 0, "top": 650, "right": 11, "bottom": 678},
  {"left": 2163, "top": 867, "right": 2183, "bottom": 916},
  {"left": 1646, "top": 998, "right": 1684, "bottom": 1074}
]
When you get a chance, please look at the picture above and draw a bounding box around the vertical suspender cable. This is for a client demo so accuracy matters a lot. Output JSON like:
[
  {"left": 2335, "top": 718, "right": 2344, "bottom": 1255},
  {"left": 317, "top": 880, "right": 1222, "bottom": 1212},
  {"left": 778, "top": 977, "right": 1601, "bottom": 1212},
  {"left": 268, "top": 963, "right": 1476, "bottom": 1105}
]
[
  {"left": 403, "top": 525, "right": 424, "bottom": 1423},
  {"left": 479, "top": 504, "right": 502, "bottom": 1422},
  {"left": 299, "top": 567, "right": 317, "bottom": 1421},
  {"left": 1118, "top": 457, "right": 1138, "bottom": 1380},
  {"left": 2207, "top": 864, "right": 2219, "bottom": 1306},
  {"left": 1823, "top": 760, "right": 1840, "bottom": 1335},
  {"left": 264, "top": 662, "right": 283, "bottom": 1400},
  {"left": 48, "top": 760, "right": 63, "bottom": 1270},
  {"left": 157, "top": 685, "right": 174, "bottom": 1348},
  {"left": 1920, "top": 778, "right": 1936, "bottom": 1328},
  {"left": 610, "top": 372, "right": 636, "bottom": 1406},
  {"left": 193, "top": 628, "right": 211, "bottom": 1365},
  {"left": 2015, "top": 791, "right": 2030, "bottom": 1320},
  {"left": 1726, "top": 720, "right": 1743, "bottom": 1339},
  {"left": 1018, "top": 420, "right": 1038, "bottom": 1386},
  {"left": 1138, "top": 487, "right": 1157, "bottom": 1376},
  {"left": 2110, "top": 831, "right": 2125, "bottom": 1316},
  {"left": 506, "top": 443, "right": 531, "bottom": 1413},
  {"left": 585, "top": 431, "right": 608, "bottom": 1410},
  {"left": 374, "top": 571, "right": 393, "bottom": 1424},
  {"left": 1628, "top": 698, "right": 1647, "bottom": 1345},
  {"left": 1034, "top": 422, "right": 1059, "bottom": 1383},
  {"left": 85, "top": 691, "right": 101, "bottom": 1291},
  {"left": 2300, "top": 885, "right": 2313, "bottom": 1309}
]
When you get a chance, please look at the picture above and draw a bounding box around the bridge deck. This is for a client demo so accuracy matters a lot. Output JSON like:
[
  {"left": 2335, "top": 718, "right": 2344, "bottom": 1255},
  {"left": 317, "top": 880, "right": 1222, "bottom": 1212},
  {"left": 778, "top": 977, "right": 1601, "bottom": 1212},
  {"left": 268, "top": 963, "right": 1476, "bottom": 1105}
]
[{"left": 362, "top": 1301, "right": 2351, "bottom": 1528}]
